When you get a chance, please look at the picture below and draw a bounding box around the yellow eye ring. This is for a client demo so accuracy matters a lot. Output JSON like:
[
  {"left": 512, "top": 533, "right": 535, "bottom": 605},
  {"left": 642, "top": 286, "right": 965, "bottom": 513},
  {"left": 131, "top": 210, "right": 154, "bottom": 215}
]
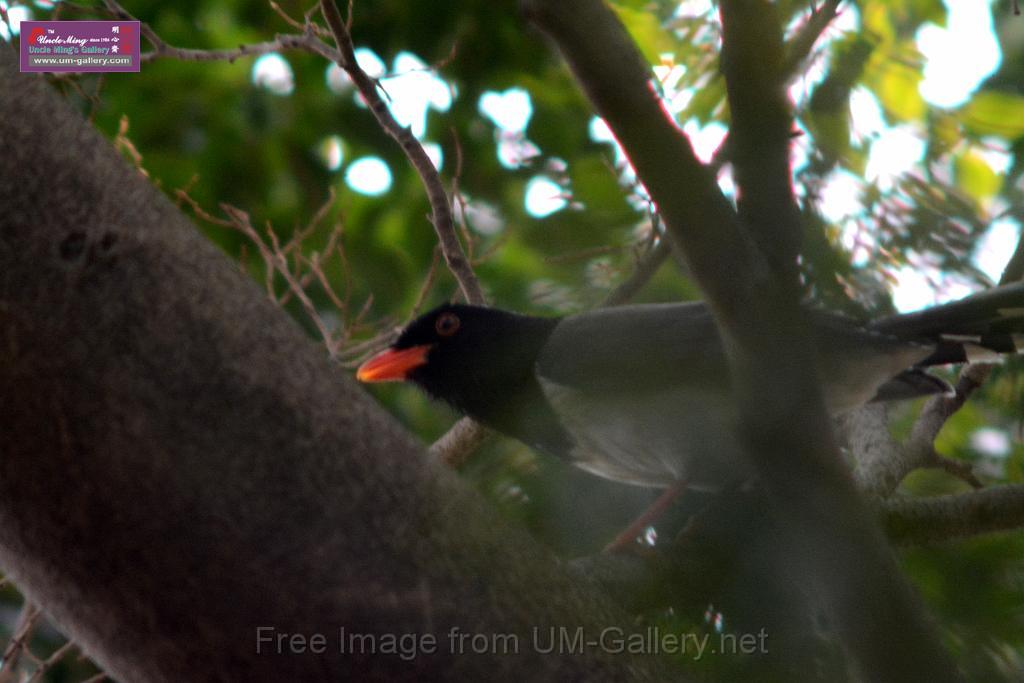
[{"left": 435, "top": 312, "right": 460, "bottom": 337}]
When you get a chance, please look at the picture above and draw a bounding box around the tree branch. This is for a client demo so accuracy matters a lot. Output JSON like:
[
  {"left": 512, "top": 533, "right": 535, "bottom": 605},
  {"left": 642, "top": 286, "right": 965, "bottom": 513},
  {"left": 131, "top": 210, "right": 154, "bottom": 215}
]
[
  {"left": 520, "top": 0, "right": 760, "bottom": 319},
  {"left": 719, "top": 0, "right": 803, "bottom": 271},
  {"left": 602, "top": 239, "right": 671, "bottom": 307},
  {"left": 847, "top": 227, "right": 1024, "bottom": 498},
  {"left": 102, "top": 0, "right": 340, "bottom": 63},
  {"left": 845, "top": 364, "right": 992, "bottom": 498},
  {"left": 429, "top": 417, "right": 492, "bottom": 468},
  {"left": 523, "top": 1, "right": 960, "bottom": 679},
  {"left": 0, "top": 48, "right": 672, "bottom": 682},
  {"left": 105, "top": 0, "right": 485, "bottom": 306},
  {"left": 320, "top": 0, "right": 495, "bottom": 470},
  {"left": 0, "top": 601, "right": 41, "bottom": 683},
  {"left": 844, "top": 402, "right": 908, "bottom": 497},
  {"left": 103, "top": 0, "right": 495, "bottom": 472},
  {"left": 882, "top": 485, "right": 1024, "bottom": 546},
  {"left": 320, "top": 0, "right": 485, "bottom": 306},
  {"left": 907, "top": 362, "right": 994, "bottom": 457},
  {"left": 782, "top": 0, "right": 844, "bottom": 82}
]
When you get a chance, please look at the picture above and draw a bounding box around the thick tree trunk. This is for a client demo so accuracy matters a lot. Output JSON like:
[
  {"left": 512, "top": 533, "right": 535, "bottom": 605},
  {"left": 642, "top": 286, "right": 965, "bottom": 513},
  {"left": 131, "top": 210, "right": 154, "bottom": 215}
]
[
  {"left": 0, "top": 47, "right": 667, "bottom": 682},
  {"left": 521, "top": 1, "right": 960, "bottom": 680}
]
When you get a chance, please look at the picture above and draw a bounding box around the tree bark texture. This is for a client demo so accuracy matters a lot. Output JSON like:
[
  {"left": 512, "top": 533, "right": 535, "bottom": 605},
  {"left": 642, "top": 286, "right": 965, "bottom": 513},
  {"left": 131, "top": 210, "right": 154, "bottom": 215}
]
[{"left": 0, "top": 47, "right": 667, "bottom": 683}]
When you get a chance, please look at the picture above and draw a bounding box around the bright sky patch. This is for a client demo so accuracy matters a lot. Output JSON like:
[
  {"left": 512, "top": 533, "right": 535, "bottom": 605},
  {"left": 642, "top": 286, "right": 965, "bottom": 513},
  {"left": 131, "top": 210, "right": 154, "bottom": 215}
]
[
  {"left": 251, "top": 54, "right": 294, "bottom": 96},
  {"left": 345, "top": 156, "right": 392, "bottom": 196}
]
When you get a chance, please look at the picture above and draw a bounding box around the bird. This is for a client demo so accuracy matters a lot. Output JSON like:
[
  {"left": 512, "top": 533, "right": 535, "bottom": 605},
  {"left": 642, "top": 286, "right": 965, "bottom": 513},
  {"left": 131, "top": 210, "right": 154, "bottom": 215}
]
[{"left": 357, "top": 285, "right": 1024, "bottom": 502}]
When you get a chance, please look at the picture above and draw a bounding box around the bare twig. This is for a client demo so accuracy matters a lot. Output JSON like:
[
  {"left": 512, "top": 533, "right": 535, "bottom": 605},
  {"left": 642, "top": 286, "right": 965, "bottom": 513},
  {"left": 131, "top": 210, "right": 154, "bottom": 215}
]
[
  {"left": 112, "top": 114, "right": 149, "bottom": 177},
  {"left": 99, "top": 0, "right": 490, "bottom": 462},
  {"left": 319, "top": 0, "right": 485, "bottom": 306},
  {"left": 25, "top": 640, "right": 76, "bottom": 683},
  {"left": 269, "top": 0, "right": 331, "bottom": 38},
  {"left": 275, "top": 190, "right": 340, "bottom": 307},
  {"left": 429, "top": 417, "right": 492, "bottom": 468},
  {"left": 225, "top": 205, "right": 343, "bottom": 355},
  {"left": 908, "top": 363, "right": 995, "bottom": 455},
  {"left": 449, "top": 129, "right": 481, "bottom": 264},
  {"left": 0, "top": 601, "right": 41, "bottom": 683},
  {"left": 102, "top": 0, "right": 340, "bottom": 64},
  {"left": 335, "top": 328, "right": 401, "bottom": 366},
  {"left": 176, "top": 185, "right": 386, "bottom": 358},
  {"left": 922, "top": 449, "right": 984, "bottom": 490},
  {"left": 319, "top": 0, "right": 490, "bottom": 465},
  {"left": 409, "top": 246, "right": 443, "bottom": 320},
  {"left": 602, "top": 240, "right": 671, "bottom": 306}
]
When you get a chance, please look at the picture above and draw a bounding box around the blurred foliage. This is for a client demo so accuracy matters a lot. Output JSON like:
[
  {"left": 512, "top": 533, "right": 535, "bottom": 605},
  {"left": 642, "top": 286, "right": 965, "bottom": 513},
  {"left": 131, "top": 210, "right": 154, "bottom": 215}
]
[{"left": 6, "top": 0, "right": 1024, "bottom": 679}]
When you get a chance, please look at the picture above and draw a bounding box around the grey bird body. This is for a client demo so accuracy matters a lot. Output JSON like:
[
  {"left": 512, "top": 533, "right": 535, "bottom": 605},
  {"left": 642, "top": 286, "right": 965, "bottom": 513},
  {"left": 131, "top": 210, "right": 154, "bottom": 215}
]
[
  {"left": 359, "top": 283, "right": 1024, "bottom": 489},
  {"left": 537, "top": 302, "right": 935, "bottom": 487}
]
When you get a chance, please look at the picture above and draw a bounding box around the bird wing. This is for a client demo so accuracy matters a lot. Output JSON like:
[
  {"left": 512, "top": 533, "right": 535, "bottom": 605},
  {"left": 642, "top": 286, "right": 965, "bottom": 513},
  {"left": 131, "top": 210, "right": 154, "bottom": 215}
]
[
  {"left": 536, "top": 302, "right": 730, "bottom": 394},
  {"left": 535, "top": 302, "right": 933, "bottom": 404},
  {"left": 535, "top": 302, "right": 747, "bottom": 488},
  {"left": 532, "top": 303, "right": 946, "bottom": 487},
  {"left": 536, "top": 375, "right": 748, "bottom": 488}
]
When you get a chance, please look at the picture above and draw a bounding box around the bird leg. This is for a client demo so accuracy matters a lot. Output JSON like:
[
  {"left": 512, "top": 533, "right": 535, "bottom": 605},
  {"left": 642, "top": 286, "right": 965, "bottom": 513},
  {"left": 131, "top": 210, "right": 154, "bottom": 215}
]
[{"left": 603, "top": 479, "right": 688, "bottom": 553}]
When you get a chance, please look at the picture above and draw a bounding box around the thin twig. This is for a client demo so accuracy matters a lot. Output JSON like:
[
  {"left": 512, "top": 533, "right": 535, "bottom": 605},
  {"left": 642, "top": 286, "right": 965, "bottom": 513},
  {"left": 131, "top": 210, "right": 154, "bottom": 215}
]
[
  {"left": 319, "top": 0, "right": 489, "bottom": 465},
  {"left": 0, "top": 601, "right": 41, "bottom": 683},
  {"left": 102, "top": 0, "right": 340, "bottom": 63},
  {"left": 923, "top": 449, "right": 984, "bottom": 490},
  {"left": 429, "top": 417, "right": 492, "bottom": 468},
  {"left": 602, "top": 240, "right": 671, "bottom": 306},
  {"left": 409, "top": 246, "right": 443, "bottom": 320},
  {"left": 449, "top": 128, "right": 477, "bottom": 263},
  {"left": 319, "top": 0, "right": 485, "bottom": 305},
  {"left": 270, "top": 0, "right": 331, "bottom": 38},
  {"left": 25, "top": 640, "right": 76, "bottom": 683},
  {"left": 225, "top": 205, "right": 342, "bottom": 355}
]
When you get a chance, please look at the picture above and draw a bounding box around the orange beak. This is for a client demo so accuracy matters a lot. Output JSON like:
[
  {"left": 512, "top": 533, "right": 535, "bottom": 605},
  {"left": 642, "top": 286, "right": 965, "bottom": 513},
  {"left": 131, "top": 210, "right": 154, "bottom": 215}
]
[{"left": 356, "top": 345, "right": 431, "bottom": 383}]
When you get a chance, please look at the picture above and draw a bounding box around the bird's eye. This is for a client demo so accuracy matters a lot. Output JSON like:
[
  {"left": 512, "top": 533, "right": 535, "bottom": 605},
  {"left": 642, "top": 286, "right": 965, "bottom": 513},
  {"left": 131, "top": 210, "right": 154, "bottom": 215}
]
[{"left": 435, "top": 312, "right": 460, "bottom": 337}]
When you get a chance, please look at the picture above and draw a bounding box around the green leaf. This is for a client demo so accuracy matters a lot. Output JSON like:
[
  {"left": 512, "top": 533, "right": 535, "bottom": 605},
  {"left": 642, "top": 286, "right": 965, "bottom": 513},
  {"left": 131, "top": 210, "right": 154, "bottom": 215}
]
[
  {"left": 866, "top": 58, "right": 925, "bottom": 123},
  {"left": 961, "top": 91, "right": 1024, "bottom": 139},
  {"left": 682, "top": 76, "right": 725, "bottom": 124},
  {"left": 954, "top": 150, "right": 1002, "bottom": 203},
  {"left": 608, "top": 4, "right": 676, "bottom": 65},
  {"left": 569, "top": 156, "right": 634, "bottom": 217}
]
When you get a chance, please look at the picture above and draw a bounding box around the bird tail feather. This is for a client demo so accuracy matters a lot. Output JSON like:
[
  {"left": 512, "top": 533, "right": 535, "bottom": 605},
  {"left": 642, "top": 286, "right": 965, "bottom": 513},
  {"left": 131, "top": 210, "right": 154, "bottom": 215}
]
[{"left": 869, "top": 281, "right": 1024, "bottom": 366}]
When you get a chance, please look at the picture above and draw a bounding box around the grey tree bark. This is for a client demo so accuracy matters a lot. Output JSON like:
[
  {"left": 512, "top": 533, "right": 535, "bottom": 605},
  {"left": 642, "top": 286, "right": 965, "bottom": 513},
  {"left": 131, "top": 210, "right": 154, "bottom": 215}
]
[
  {"left": 0, "top": 46, "right": 669, "bottom": 682},
  {"left": 521, "top": 1, "right": 960, "bottom": 680}
]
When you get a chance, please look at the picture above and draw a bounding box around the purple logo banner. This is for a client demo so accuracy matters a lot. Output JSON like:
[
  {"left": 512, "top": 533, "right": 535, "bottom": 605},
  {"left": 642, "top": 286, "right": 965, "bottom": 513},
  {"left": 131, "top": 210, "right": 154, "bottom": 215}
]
[{"left": 20, "top": 20, "right": 140, "bottom": 73}]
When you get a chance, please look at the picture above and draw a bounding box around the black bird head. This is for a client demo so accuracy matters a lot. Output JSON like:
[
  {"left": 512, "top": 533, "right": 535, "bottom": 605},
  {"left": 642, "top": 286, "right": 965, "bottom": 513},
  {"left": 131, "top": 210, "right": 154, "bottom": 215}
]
[{"left": 357, "top": 303, "right": 558, "bottom": 417}]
